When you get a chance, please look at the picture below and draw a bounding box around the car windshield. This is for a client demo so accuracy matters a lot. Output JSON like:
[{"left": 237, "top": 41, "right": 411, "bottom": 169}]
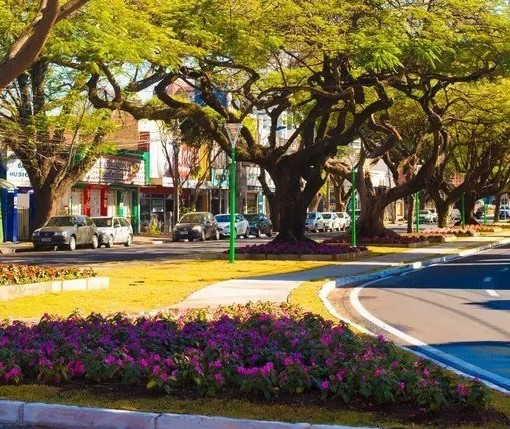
[
  {"left": 307, "top": 213, "right": 317, "bottom": 219},
  {"left": 243, "top": 214, "right": 259, "bottom": 221},
  {"left": 92, "top": 218, "right": 112, "bottom": 227},
  {"left": 180, "top": 213, "right": 204, "bottom": 223},
  {"left": 44, "top": 216, "right": 75, "bottom": 227},
  {"left": 337, "top": 213, "right": 346, "bottom": 218},
  {"left": 215, "top": 215, "right": 230, "bottom": 222},
  {"left": 322, "top": 213, "right": 332, "bottom": 219}
]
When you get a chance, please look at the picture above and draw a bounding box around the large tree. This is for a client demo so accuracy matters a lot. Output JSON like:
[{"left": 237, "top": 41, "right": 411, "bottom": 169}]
[
  {"left": 0, "top": 0, "right": 89, "bottom": 91},
  {"left": 0, "top": 0, "right": 165, "bottom": 227},
  {"left": 84, "top": 0, "right": 510, "bottom": 242}
]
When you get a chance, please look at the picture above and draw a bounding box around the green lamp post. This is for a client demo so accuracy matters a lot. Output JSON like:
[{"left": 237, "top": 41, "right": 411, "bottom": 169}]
[
  {"left": 414, "top": 192, "right": 420, "bottom": 233},
  {"left": 225, "top": 123, "right": 243, "bottom": 263},
  {"left": 347, "top": 139, "right": 362, "bottom": 247}
]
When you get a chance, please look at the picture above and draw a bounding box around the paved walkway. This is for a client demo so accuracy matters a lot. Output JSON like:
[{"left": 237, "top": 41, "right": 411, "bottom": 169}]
[{"left": 170, "top": 233, "right": 510, "bottom": 311}]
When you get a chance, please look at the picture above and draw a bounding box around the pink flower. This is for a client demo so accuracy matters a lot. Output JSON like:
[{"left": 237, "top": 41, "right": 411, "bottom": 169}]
[
  {"left": 160, "top": 373, "right": 169, "bottom": 382},
  {"left": 456, "top": 384, "right": 469, "bottom": 397},
  {"left": 152, "top": 365, "right": 161, "bottom": 375},
  {"left": 105, "top": 355, "right": 116, "bottom": 365},
  {"left": 399, "top": 382, "right": 406, "bottom": 390},
  {"left": 214, "top": 373, "right": 224, "bottom": 385},
  {"left": 320, "top": 380, "right": 330, "bottom": 390},
  {"left": 5, "top": 366, "right": 21, "bottom": 382}
]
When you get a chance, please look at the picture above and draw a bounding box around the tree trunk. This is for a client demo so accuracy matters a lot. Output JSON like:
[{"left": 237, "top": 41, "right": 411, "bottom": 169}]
[
  {"left": 461, "top": 191, "right": 479, "bottom": 225},
  {"left": 33, "top": 186, "right": 68, "bottom": 229},
  {"left": 494, "top": 194, "right": 501, "bottom": 223},
  {"left": 308, "top": 192, "right": 322, "bottom": 212},
  {"left": 269, "top": 171, "right": 314, "bottom": 243},
  {"left": 357, "top": 194, "right": 399, "bottom": 238},
  {"left": 436, "top": 201, "right": 450, "bottom": 228}
]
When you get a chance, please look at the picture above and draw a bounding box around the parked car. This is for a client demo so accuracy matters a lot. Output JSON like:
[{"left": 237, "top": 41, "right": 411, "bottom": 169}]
[
  {"left": 214, "top": 213, "right": 250, "bottom": 238},
  {"left": 450, "top": 208, "right": 461, "bottom": 220},
  {"left": 92, "top": 216, "right": 133, "bottom": 247},
  {"left": 499, "top": 209, "right": 510, "bottom": 220},
  {"left": 32, "top": 215, "right": 98, "bottom": 251},
  {"left": 172, "top": 212, "right": 219, "bottom": 242},
  {"left": 321, "top": 212, "right": 340, "bottom": 231},
  {"left": 427, "top": 208, "right": 438, "bottom": 223},
  {"left": 305, "top": 212, "right": 325, "bottom": 233},
  {"left": 418, "top": 210, "right": 434, "bottom": 224},
  {"left": 336, "top": 212, "right": 351, "bottom": 230},
  {"left": 243, "top": 213, "right": 273, "bottom": 237}
]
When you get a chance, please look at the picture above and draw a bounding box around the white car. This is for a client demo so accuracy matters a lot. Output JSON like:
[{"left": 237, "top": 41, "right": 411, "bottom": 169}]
[
  {"left": 321, "top": 212, "right": 340, "bottom": 231},
  {"left": 336, "top": 212, "right": 351, "bottom": 230},
  {"left": 92, "top": 216, "right": 133, "bottom": 247},
  {"left": 214, "top": 213, "right": 250, "bottom": 238},
  {"left": 450, "top": 208, "right": 461, "bottom": 220},
  {"left": 305, "top": 212, "right": 325, "bottom": 232}
]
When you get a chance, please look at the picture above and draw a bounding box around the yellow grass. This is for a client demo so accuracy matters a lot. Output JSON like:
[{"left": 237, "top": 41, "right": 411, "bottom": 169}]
[{"left": 0, "top": 260, "right": 331, "bottom": 320}]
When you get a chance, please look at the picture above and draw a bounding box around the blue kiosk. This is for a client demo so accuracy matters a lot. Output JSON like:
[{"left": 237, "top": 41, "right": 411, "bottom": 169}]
[{"left": 0, "top": 178, "right": 18, "bottom": 243}]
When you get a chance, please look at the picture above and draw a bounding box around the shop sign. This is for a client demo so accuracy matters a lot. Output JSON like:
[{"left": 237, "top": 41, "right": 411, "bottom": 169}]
[
  {"left": 83, "top": 156, "right": 145, "bottom": 186},
  {"left": 211, "top": 168, "right": 229, "bottom": 188},
  {"left": 3, "top": 158, "right": 31, "bottom": 188}
]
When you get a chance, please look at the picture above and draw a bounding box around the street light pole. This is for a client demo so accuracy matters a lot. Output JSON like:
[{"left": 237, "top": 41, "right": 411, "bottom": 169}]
[
  {"left": 461, "top": 194, "right": 466, "bottom": 228},
  {"left": 225, "top": 123, "right": 243, "bottom": 263},
  {"left": 347, "top": 139, "right": 362, "bottom": 247},
  {"left": 483, "top": 197, "right": 487, "bottom": 226},
  {"left": 414, "top": 192, "right": 420, "bottom": 232}
]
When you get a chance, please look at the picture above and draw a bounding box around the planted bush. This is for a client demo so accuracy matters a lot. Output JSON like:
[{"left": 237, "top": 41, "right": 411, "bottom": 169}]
[
  {"left": 323, "top": 235, "right": 426, "bottom": 245},
  {"left": 0, "top": 303, "right": 488, "bottom": 411},
  {"left": 0, "top": 264, "right": 96, "bottom": 286},
  {"left": 234, "top": 242, "right": 366, "bottom": 255}
]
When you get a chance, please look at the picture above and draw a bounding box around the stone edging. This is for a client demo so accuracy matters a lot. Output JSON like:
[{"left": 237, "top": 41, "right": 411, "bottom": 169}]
[
  {"left": 0, "top": 400, "right": 379, "bottom": 429},
  {"left": 0, "top": 277, "right": 109, "bottom": 301},
  {"left": 217, "top": 250, "right": 369, "bottom": 261}
]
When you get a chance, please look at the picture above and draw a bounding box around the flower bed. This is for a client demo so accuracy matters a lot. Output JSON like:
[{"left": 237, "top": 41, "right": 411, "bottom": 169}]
[
  {"left": 402, "top": 233, "right": 457, "bottom": 243},
  {"left": 234, "top": 242, "right": 367, "bottom": 255},
  {"left": 323, "top": 235, "right": 429, "bottom": 247},
  {"left": 0, "top": 264, "right": 96, "bottom": 286},
  {"left": 0, "top": 303, "right": 488, "bottom": 412}
]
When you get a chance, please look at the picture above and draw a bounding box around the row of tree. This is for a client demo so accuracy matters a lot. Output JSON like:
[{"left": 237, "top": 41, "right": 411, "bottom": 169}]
[{"left": 2, "top": 0, "right": 510, "bottom": 241}]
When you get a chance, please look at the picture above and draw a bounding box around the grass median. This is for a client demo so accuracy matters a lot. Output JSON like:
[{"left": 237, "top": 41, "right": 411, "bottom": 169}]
[{"left": 0, "top": 260, "right": 334, "bottom": 320}]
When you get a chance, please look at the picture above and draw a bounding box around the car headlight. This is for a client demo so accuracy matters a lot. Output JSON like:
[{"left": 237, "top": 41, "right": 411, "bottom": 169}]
[
  {"left": 54, "top": 231, "right": 68, "bottom": 237},
  {"left": 192, "top": 226, "right": 202, "bottom": 231},
  {"left": 32, "top": 229, "right": 41, "bottom": 237}
]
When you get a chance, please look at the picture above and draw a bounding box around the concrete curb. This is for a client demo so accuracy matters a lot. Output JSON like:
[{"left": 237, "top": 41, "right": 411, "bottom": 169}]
[
  {"left": 333, "top": 237, "right": 510, "bottom": 289},
  {"left": 0, "top": 400, "right": 379, "bottom": 429}
]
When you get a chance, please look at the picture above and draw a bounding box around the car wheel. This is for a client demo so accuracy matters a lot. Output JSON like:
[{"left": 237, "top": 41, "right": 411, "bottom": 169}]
[
  {"left": 256, "top": 227, "right": 261, "bottom": 238},
  {"left": 68, "top": 236, "right": 76, "bottom": 251},
  {"left": 200, "top": 230, "right": 206, "bottom": 241},
  {"left": 91, "top": 234, "right": 99, "bottom": 249},
  {"left": 244, "top": 227, "right": 250, "bottom": 239},
  {"left": 124, "top": 234, "right": 133, "bottom": 247},
  {"left": 214, "top": 229, "right": 220, "bottom": 240},
  {"left": 105, "top": 235, "right": 114, "bottom": 248},
  {"left": 267, "top": 229, "right": 273, "bottom": 237}
]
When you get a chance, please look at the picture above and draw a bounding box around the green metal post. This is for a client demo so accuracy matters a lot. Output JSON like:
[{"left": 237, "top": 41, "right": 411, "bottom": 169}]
[
  {"left": 483, "top": 199, "right": 487, "bottom": 226},
  {"left": 351, "top": 168, "right": 356, "bottom": 247},
  {"left": 414, "top": 192, "right": 420, "bottom": 232},
  {"left": 229, "top": 146, "right": 237, "bottom": 263},
  {"left": 461, "top": 194, "right": 466, "bottom": 228}
]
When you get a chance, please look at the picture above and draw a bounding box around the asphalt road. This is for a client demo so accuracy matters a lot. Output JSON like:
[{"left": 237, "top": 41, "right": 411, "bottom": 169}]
[
  {"left": 0, "top": 231, "right": 344, "bottom": 266},
  {"left": 356, "top": 244, "right": 510, "bottom": 390}
]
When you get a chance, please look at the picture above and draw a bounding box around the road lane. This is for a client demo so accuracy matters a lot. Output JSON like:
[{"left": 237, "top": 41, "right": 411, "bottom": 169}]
[{"left": 356, "top": 244, "right": 510, "bottom": 390}]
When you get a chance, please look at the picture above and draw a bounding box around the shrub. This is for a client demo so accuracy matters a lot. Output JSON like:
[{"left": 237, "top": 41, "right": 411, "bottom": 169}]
[
  {"left": 0, "top": 303, "right": 488, "bottom": 411},
  {"left": 323, "top": 235, "right": 426, "bottom": 245},
  {"left": 0, "top": 264, "right": 96, "bottom": 286},
  {"left": 234, "top": 242, "right": 366, "bottom": 255}
]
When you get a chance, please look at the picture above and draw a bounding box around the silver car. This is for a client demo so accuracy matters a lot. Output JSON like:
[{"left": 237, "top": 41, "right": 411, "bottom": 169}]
[
  {"left": 92, "top": 216, "right": 133, "bottom": 248},
  {"left": 32, "top": 215, "right": 98, "bottom": 251},
  {"left": 214, "top": 213, "right": 250, "bottom": 238},
  {"left": 305, "top": 212, "right": 325, "bottom": 232}
]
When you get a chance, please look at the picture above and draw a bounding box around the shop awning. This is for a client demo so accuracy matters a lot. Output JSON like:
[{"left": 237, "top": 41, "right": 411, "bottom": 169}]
[{"left": 0, "top": 179, "right": 17, "bottom": 191}]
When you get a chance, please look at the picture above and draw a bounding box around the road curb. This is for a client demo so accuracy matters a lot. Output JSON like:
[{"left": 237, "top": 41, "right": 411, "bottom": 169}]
[
  {"left": 0, "top": 400, "right": 379, "bottom": 429},
  {"left": 334, "top": 237, "right": 510, "bottom": 289}
]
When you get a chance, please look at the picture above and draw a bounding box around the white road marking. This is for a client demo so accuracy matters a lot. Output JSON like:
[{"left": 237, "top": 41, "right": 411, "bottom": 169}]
[
  {"left": 484, "top": 276, "right": 492, "bottom": 283},
  {"left": 486, "top": 289, "right": 500, "bottom": 297},
  {"left": 350, "top": 280, "right": 510, "bottom": 393},
  {"left": 501, "top": 268, "right": 510, "bottom": 272}
]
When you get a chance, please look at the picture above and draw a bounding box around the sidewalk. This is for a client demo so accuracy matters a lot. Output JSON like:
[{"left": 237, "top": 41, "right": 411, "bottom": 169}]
[{"left": 170, "top": 232, "right": 510, "bottom": 311}]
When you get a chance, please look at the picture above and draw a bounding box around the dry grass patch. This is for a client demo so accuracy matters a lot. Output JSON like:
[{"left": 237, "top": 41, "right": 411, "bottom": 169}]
[{"left": 0, "top": 260, "right": 331, "bottom": 320}]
